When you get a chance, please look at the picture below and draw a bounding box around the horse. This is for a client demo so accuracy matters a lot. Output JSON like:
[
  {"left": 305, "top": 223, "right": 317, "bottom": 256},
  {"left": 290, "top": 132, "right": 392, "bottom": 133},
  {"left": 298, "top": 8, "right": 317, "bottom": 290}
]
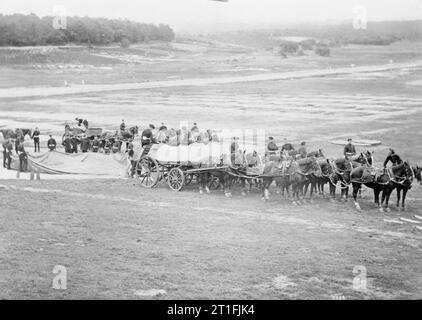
[
  {"left": 413, "top": 166, "right": 422, "bottom": 185},
  {"left": 307, "top": 149, "right": 325, "bottom": 158},
  {"left": 196, "top": 154, "right": 234, "bottom": 197},
  {"left": 351, "top": 161, "right": 413, "bottom": 212},
  {"left": 315, "top": 159, "right": 334, "bottom": 197},
  {"left": 120, "top": 126, "right": 138, "bottom": 140},
  {"left": 328, "top": 151, "right": 373, "bottom": 202},
  {"left": 289, "top": 157, "right": 321, "bottom": 204},
  {"left": 0, "top": 128, "right": 32, "bottom": 140}
]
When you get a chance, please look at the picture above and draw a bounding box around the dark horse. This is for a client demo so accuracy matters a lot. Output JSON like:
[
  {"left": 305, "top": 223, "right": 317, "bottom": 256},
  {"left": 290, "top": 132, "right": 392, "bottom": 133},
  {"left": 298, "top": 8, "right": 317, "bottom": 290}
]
[
  {"left": 351, "top": 161, "right": 414, "bottom": 212},
  {"left": 121, "top": 126, "right": 139, "bottom": 140},
  {"left": 0, "top": 128, "right": 32, "bottom": 140},
  {"left": 328, "top": 151, "right": 373, "bottom": 202},
  {"left": 315, "top": 158, "right": 334, "bottom": 197},
  {"left": 261, "top": 157, "right": 320, "bottom": 203}
]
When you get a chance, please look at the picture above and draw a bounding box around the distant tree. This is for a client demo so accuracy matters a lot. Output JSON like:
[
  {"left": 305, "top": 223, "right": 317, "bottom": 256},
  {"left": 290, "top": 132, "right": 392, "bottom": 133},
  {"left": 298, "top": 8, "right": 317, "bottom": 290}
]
[
  {"left": 314, "top": 44, "right": 330, "bottom": 57},
  {"left": 0, "top": 14, "right": 175, "bottom": 46}
]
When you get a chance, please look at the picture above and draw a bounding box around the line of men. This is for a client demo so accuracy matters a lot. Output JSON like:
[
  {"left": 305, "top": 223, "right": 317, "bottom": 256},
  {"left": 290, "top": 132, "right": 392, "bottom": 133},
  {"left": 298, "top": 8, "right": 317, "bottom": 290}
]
[{"left": 61, "top": 135, "right": 126, "bottom": 154}]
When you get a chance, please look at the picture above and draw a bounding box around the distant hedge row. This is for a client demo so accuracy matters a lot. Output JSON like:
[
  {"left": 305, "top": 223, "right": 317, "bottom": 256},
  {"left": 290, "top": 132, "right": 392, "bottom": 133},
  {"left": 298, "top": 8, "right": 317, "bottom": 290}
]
[{"left": 0, "top": 14, "right": 175, "bottom": 46}]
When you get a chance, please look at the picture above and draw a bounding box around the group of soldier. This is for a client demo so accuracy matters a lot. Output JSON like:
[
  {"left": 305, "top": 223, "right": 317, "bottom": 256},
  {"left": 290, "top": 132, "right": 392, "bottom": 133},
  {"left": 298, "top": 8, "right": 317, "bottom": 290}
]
[{"left": 2, "top": 127, "right": 46, "bottom": 172}]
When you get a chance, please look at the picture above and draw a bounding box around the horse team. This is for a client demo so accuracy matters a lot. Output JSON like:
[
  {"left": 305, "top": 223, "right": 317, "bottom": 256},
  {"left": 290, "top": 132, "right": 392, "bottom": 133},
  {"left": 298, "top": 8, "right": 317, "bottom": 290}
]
[{"left": 188, "top": 148, "right": 421, "bottom": 213}]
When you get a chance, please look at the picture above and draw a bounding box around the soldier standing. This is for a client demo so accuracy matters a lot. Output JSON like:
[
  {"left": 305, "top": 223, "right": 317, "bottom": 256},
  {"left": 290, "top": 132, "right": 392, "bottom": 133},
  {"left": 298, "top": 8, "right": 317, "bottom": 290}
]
[
  {"left": 32, "top": 127, "right": 41, "bottom": 152},
  {"left": 47, "top": 135, "right": 57, "bottom": 151}
]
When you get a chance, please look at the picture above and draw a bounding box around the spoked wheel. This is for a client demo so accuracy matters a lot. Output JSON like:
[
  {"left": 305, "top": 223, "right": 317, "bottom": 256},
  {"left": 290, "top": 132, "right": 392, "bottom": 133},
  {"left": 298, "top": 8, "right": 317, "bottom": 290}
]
[
  {"left": 208, "top": 176, "right": 221, "bottom": 190},
  {"left": 167, "top": 167, "right": 185, "bottom": 191},
  {"left": 135, "top": 156, "right": 160, "bottom": 188}
]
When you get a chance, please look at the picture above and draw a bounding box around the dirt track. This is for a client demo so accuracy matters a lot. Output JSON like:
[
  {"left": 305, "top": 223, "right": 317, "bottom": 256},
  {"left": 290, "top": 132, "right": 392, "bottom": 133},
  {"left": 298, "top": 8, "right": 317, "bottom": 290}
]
[
  {"left": 0, "top": 178, "right": 421, "bottom": 299},
  {"left": 0, "top": 60, "right": 421, "bottom": 99}
]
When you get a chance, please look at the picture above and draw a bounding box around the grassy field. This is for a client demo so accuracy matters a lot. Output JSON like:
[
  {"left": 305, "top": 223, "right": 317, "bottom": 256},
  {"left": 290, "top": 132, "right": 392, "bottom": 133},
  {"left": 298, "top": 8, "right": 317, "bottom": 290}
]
[{"left": 1, "top": 38, "right": 422, "bottom": 299}]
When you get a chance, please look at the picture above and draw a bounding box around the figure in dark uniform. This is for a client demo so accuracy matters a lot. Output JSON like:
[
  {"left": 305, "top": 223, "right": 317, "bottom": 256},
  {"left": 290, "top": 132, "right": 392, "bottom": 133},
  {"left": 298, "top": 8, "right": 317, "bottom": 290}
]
[
  {"left": 383, "top": 149, "right": 403, "bottom": 167},
  {"left": 16, "top": 143, "right": 28, "bottom": 172},
  {"left": 62, "top": 135, "right": 73, "bottom": 153},
  {"left": 230, "top": 137, "right": 240, "bottom": 166},
  {"left": 298, "top": 141, "right": 307, "bottom": 159},
  {"left": 159, "top": 122, "right": 167, "bottom": 131},
  {"left": 92, "top": 136, "right": 100, "bottom": 153},
  {"left": 32, "top": 127, "right": 41, "bottom": 152},
  {"left": 120, "top": 120, "right": 126, "bottom": 132},
  {"left": 104, "top": 140, "right": 111, "bottom": 154},
  {"left": 344, "top": 138, "right": 356, "bottom": 158},
  {"left": 267, "top": 137, "right": 279, "bottom": 155},
  {"left": 47, "top": 135, "right": 57, "bottom": 151},
  {"left": 80, "top": 135, "right": 90, "bottom": 153},
  {"left": 2, "top": 140, "right": 8, "bottom": 168},
  {"left": 5, "top": 139, "right": 13, "bottom": 169},
  {"left": 112, "top": 139, "right": 121, "bottom": 153},
  {"left": 82, "top": 119, "right": 89, "bottom": 129},
  {"left": 128, "top": 145, "right": 136, "bottom": 178},
  {"left": 71, "top": 136, "right": 80, "bottom": 153}
]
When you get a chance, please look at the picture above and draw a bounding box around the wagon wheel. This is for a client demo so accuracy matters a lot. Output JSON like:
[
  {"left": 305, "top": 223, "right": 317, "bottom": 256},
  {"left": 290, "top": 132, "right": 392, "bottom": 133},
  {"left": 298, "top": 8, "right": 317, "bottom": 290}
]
[
  {"left": 135, "top": 156, "right": 160, "bottom": 188},
  {"left": 167, "top": 167, "right": 185, "bottom": 191},
  {"left": 208, "top": 176, "right": 221, "bottom": 190}
]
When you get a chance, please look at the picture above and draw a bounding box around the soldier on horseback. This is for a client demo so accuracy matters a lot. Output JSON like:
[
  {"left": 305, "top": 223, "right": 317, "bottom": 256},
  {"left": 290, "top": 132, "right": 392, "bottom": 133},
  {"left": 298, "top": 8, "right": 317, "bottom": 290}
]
[
  {"left": 298, "top": 141, "right": 307, "bottom": 159},
  {"left": 266, "top": 137, "right": 278, "bottom": 155},
  {"left": 344, "top": 138, "right": 356, "bottom": 158}
]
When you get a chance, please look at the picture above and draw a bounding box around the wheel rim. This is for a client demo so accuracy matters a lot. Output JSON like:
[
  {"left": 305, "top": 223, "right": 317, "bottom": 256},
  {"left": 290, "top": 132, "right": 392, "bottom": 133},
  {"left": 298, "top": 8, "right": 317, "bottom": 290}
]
[
  {"left": 136, "top": 157, "right": 160, "bottom": 188},
  {"left": 168, "top": 168, "right": 185, "bottom": 191}
]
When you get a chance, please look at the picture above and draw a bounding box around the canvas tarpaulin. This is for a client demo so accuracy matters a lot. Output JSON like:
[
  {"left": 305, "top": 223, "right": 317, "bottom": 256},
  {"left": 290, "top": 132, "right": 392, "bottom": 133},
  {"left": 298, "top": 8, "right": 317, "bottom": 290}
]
[{"left": 9, "top": 151, "right": 129, "bottom": 177}]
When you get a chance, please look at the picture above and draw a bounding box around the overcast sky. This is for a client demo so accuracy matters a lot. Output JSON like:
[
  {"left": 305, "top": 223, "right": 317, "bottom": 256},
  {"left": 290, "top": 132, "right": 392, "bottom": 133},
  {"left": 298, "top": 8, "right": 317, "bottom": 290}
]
[{"left": 1, "top": 0, "right": 421, "bottom": 32}]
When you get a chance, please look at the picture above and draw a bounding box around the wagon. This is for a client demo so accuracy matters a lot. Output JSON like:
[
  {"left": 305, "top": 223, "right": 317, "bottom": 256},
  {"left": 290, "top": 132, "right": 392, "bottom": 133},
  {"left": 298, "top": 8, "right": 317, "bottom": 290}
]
[
  {"left": 135, "top": 156, "right": 229, "bottom": 191},
  {"left": 134, "top": 143, "right": 247, "bottom": 191},
  {"left": 134, "top": 142, "right": 267, "bottom": 192}
]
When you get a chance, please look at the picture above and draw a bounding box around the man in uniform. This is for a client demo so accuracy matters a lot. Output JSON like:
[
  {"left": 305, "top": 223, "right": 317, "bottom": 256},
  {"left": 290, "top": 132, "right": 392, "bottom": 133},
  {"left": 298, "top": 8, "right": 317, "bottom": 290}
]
[
  {"left": 140, "top": 124, "right": 156, "bottom": 157},
  {"left": 16, "top": 142, "right": 28, "bottom": 172},
  {"left": 298, "top": 141, "right": 307, "bottom": 159},
  {"left": 120, "top": 120, "right": 126, "bottom": 133},
  {"left": 267, "top": 137, "right": 279, "bottom": 155},
  {"left": 71, "top": 135, "right": 80, "bottom": 153},
  {"left": 230, "top": 136, "right": 240, "bottom": 166},
  {"left": 92, "top": 136, "right": 100, "bottom": 153},
  {"left": 127, "top": 144, "right": 136, "bottom": 178},
  {"left": 383, "top": 148, "right": 403, "bottom": 168},
  {"left": 62, "top": 135, "right": 73, "bottom": 153},
  {"left": 32, "top": 127, "right": 41, "bottom": 152},
  {"left": 5, "top": 138, "right": 13, "bottom": 169},
  {"left": 80, "top": 135, "right": 90, "bottom": 153},
  {"left": 47, "top": 135, "right": 57, "bottom": 151},
  {"left": 2, "top": 139, "right": 8, "bottom": 168},
  {"left": 159, "top": 122, "right": 167, "bottom": 131},
  {"left": 344, "top": 138, "right": 357, "bottom": 158}
]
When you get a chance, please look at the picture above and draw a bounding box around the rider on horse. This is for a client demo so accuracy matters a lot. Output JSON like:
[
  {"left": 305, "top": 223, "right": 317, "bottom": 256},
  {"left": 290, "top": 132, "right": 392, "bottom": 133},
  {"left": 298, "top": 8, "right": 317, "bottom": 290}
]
[{"left": 344, "top": 138, "right": 356, "bottom": 158}]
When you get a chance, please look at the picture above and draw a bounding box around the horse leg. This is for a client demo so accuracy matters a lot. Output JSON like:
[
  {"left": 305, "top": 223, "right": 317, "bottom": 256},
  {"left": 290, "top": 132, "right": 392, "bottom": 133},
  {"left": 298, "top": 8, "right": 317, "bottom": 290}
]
[
  {"left": 204, "top": 173, "right": 210, "bottom": 194},
  {"left": 377, "top": 188, "right": 385, "bottom": 213},
  {"left": 198, "top": 174, "right": 204, "bottom": 194},
  {"left": 352, "top": 183, "right": 361, "bottom": 211},
  {"left": 396, "top": 188, "right": 401, "bottom": 210},
  {"left": 401, "top": 188, "right": 408, "bottom": 211}
]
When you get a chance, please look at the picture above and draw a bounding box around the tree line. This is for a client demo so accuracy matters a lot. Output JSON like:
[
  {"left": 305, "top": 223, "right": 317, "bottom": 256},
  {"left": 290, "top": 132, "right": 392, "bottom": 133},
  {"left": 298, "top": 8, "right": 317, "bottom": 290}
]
[{"left": 0, "top": 14, "right": 175, "bottom": 46}]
